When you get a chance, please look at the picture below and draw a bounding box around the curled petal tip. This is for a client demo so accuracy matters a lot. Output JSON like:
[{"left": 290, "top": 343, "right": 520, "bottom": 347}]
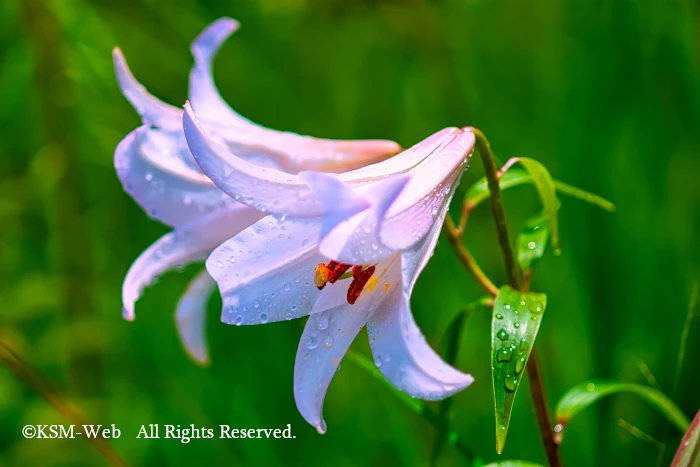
[
  {"left": 122, "top": 305, "right": 135, "bottom": 322},
  {"left": 315, "top": 422, "right": 327, "bottom": 435}
]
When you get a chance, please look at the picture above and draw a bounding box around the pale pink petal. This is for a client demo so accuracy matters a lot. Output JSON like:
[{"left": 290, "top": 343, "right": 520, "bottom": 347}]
[
  {"left": 175, "top": 269, "right": 215, "bottom": 365},
  {"left": 122, "top": 204, "right": 264, "bottom": 320},
  {"left": 367, "top": 214, "right": 473, "bottom": 399},
  {"left": 113, "top": 48, "right": 182, "bottom": 130},
  {"left": 206, "top": 216, "right": 325, "bottom": 325},
  {"left": 115, "top": 126, "right": 239, "bottom": 227}
]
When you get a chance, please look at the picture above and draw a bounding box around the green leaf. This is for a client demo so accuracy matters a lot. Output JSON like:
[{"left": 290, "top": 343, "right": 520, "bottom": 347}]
[
  {"left": 464, "top": 168, "right": 614, "bottom": 217},
  {"left": 672, "top": 409, "right": 700, "bottom": 467},
  {"left": 516, "top": 215, "right": 550, "bottom": 270},
  {"left": 491, "top": 286, "right": 547, "bottom": 453},
  {"left": 555, "top": 381, "right": 690, "bottom": 440},
  {"left": 513, "top": 158, "right": 560, "bottom": 253},
  {"left": 481, "top": 461, "right": 545, "bottom": 467}
]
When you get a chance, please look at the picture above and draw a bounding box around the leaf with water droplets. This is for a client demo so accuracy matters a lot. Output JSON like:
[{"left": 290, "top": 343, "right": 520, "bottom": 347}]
[
  {"left": 672, "top": 408, "right": 700, "bottom": 467},
  {"left": 517, "top": 215, "right": 550, "bottom": 270},
  {"left": 491, "top": 286, "right": 547, "bottom": 454},
  {"left": 510, "top": 158, "right": 560, "bottom": 253},
  {"left": 555, "top": 381, "right": 690, "bottom": 442}
]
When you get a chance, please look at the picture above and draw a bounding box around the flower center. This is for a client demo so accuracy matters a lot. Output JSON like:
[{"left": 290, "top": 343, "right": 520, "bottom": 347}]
[{"left": 314, "top": 261, "right": 377, "bottom": 305}]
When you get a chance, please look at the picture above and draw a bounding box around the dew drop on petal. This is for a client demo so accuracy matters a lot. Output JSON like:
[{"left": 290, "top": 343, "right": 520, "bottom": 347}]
[
  {"left": 260, "top": 312, "right": 269, "bottom": 324},
  {"left": 235, "top": 315, "right": 243, "bottom": 326},
  {"left": 317, "top": 316, "right": 329, "bottom": 330},
  {"left": 306, "top": 336, "right": 318, "bottom": 350}
]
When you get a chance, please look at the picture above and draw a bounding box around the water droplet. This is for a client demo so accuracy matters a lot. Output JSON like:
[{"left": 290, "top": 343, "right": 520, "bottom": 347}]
[
  {"left": 514, "top": 355, "right": 526, "bottom": 375},
  {"left": 504, "top": 376, "right": 518, "bottom": 392},
  {"left": 527, "top": 241, "right": 536, "bottom": 250},
  {"left": 514, "top": 322, "right": 520, "bottom": 328},
  {"left": 260, "top": 312, "right": 269, "bottom": 323},
  {"left": 519, "top": 339, "right": 529, "bottom": 351},
  {"left": 495, "top": 313, "right": 504, "bottom": 320},
  {"left": 496, "top": 329, "right": 509, "bottom": 341},
  {"left": 317, "top": 316, "right": 329, "bottom": 330},
  {"left": 285, "top": 312, "right": 293, "bottom": 320},
  {"left": 283, "top": 283, "right": 291, "bottom": 292},
  {"left": 554, "top": 424, "right": 563, "bottom": 433},
  {"left": 497, "top": 347, "right": 513, "bottom": 363},
  {"left": 235, "top": 315, "right": 243, "bottom": 326},
  {"left": 374, "top": 355, "right": 382, "bottom": 367},
  {"left": 529, "top": 301, "right": 543, "bottom": 314},
  {"left": 586, "top": 383, "right": 596, "bottom": 392},
  {"left": 145, "top": 173, "right": 153, "bottom": 181},
  {"left": 504, "top": 304, "right": 511, "bottom": 311},
  {"left": 216, "top": 261, "right": 224, "bottom": 268},
  {"left": 383, "top": 354, "right": 391, "bottom": 363},
  {"left": 324, "top": 336, "right": 333, "bottom": 347},
  {"left": 305, "top": 336, "right": 318, "bottom": 350}
]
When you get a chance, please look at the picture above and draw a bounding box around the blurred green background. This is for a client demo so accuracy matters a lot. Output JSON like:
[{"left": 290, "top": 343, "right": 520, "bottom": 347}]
[{"left": 1, "top": 0, "right": 699, "bottom": 465}]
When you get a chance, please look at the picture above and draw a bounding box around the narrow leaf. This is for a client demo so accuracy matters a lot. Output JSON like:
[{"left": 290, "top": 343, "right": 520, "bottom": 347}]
[
  {"left": 513, "top": 158, "right": 560, "bottom": 253},
  {"left": 516, "top": 215, "right": 550, "bottom": 270},
  {"left": 491, "top": 286, "right": 547, "bottom": 453},
  {"left": 617, "top": 419, "right": 663, "bottom": 448},
  {"left": 672, "top": 409, "right": 700, "bottom": 467},
  {"left": 555, "top": 381, "right": 690, "bottom": 440},
  {"left": 464, "top": 168, "right": 614, "bottom": 221}
]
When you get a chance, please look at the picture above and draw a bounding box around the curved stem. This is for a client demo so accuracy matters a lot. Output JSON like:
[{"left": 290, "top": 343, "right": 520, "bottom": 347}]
[
  {"left": 465, "top": 128, "right": 562, "bottom": 467},
  {"left": 465, "top": 127, "right": 521, "bottom": 291},
  {"left": 444, "top": 216, "right": 498, "bottom": 297}
]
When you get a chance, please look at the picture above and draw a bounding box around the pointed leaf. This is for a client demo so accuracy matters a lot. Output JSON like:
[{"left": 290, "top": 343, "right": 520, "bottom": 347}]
[
  {"left": 672, "top": 408, "right": 700, "bottom": 467},
  {"left": 555, "top": 381, "right": 690, "bottom": 441},
  {"left": 464, "top": 168, "right": 614, "bottom": 214},
  {"left": 491, "top": 286, "right": 547, "bottom": 453},
  {"left": 516, "top": 215, "right": 550, "bottom": 270},
  {"left": 512, "top": 158, "right": 560, "bottom": 253}
]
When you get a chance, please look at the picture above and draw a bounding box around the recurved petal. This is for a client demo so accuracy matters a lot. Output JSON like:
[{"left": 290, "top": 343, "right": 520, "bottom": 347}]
[
  {"left": 122, "top": 204, "right": 264, "bottom": 321},
  {"left": 175, "top": 269, "right": 216, "bottom": 365},
  {"left": 184, "top": 103, "right": 322, "bottom": 217},
  {"left": 207, "top": 216, "right": 325, "bottom": 325},
  {"left": 367, "top": 287, "right": 474, "bottom": 400},
  {"left": 115, "top": 126, "right": 239, "bottom": 227},
  {"left": 189, "top": 17, "right": 254, "bottom": 128},
  {"left": 367, "top": 212, "right": 473, "bottom": 399},
  {"left": 294, "top": 303, "right": 372, "bottom": 434},
  {"left": 113, "top": 47, "right": 182, "bottom": 130}
]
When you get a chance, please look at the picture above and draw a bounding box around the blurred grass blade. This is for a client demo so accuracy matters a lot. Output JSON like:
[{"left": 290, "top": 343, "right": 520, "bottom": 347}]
[
  {"left": 617, "top": 419, "right": 663, "bottom": 448},
  {"left": 671, "top": 409, "right": 700, "bottom": 467},
  {"left": 555, "top": 381, "right": 690, "bottom": 440},
  {"left": 516, "top": 215, "right": 550, "bottom": 270},
  {"left": 0, "top": 339, "right": 127, "bottom": 467},
  {"left": 482, "top": 461, "right": 545, "bottom": 467},
  {"left": 512, "top": 158, "right": 560, "bottom": 253},
  {"left": 491, "top": 286, "right": 547, "bottom": 453},
  {"left": 432, "top": 297, "right": 492, "bottom": 465},
  {"left": 464, "top": 168, "right": 614, "bottom": 214},
  {"left": 347, "top": 351, "right": 477, "bottom": 463}
]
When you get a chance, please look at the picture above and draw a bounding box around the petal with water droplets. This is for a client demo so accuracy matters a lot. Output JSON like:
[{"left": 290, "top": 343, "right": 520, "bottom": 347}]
[
  {"left": 122, "top": 204, "right": 264, "bottom": 320},
  {"left": 207, "top": 216, "right": 325, "bottom": 325},
  {"left": 175, "top": 269, "right": 216, "bottom": 365}
]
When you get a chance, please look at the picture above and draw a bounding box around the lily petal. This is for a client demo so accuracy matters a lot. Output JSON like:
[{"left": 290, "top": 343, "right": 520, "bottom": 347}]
[
  {"left": 175, "top": 269, "right": 215, "bottom": 365},
  {"left": 115, "top": 126, "right": 242, "bottom": 227},
  {"left": 207, "top": 216, "right": 325, "bottom": 325},
  {"left": 304, "top": 171, "right": 410, "bottom": 264},
  {"left": 294, "top": 303, "right": 372, "bottom": 434},
  {"left": 367, "top": 218, "right": 474, "bottom": 399},
  {"left": 189, "top": 17, "right": 254, "bottom": 128},
  {"left": 113, "top": 47, "right": 181, "bottom": 130},
  {"left": 380, "top": 130, "right": 474, "bottom": 250},
  {"left": 122, "top": 204, "right": 264, "bottom": 320}
]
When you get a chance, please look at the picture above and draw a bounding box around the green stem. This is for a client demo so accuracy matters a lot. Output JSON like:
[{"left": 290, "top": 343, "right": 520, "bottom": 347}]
[
  {"left": 465, "top": 128, "right": 562, "bottom": 467},
  {"left": 444, "top": 216, "right": 498, "bottom": 297},
  {"left": 465, "top": 127, "right": 521, "bottom": 290}
]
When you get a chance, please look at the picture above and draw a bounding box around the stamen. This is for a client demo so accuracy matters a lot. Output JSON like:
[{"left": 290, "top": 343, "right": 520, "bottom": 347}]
[
  {"left": 347, "top": 265, "right": 376, "bottom": 304},
  {"left": 314, "top": 260, "right": 352, "bottom": 290}
]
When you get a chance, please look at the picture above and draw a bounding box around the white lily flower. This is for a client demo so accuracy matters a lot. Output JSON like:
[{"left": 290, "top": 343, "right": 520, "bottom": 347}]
[
  {"left": 114, "top": 18, "right": 400, "bottom": 365},
  {"left": 183, "top": 103, "right": 476, "bottom": 432}
]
